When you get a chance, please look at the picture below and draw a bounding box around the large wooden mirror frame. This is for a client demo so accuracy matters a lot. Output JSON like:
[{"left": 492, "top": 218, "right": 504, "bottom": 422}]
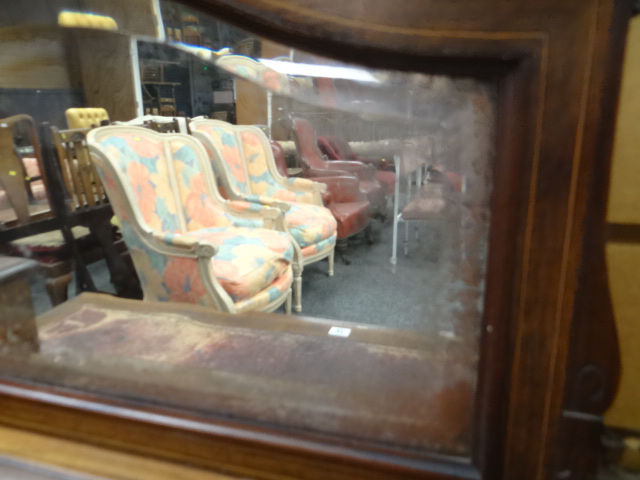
[{"left": 0, "top": 0, "right": 631, "bottom": 479}]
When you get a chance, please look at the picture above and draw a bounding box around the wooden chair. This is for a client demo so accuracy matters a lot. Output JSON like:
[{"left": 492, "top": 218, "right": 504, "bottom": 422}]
[
  {"left": 49, "top": 125, "right": 142, "bottom": 303},
  {"left": 0, "top": 115, "right": 106, "bottom": 306},
  {"left": 181, "top": 14, "right": 202, "bottom": 45},
  {"left": 119, "top": 115, "right": 189, "bottom": 134},
  {"left": 0, "top": 115, "right": 52, "bottom": 228},
  {"left": 159, "top": 98, "right": 177, "bottom": 117}
]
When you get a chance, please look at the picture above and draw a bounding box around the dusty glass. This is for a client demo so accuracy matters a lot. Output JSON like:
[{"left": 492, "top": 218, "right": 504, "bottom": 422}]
[{"left": 0, "top": 0, "right": 496, "bottom": 458}]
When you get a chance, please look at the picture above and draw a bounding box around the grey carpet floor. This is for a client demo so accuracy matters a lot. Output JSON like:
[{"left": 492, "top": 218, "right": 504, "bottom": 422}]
[{"left": 294, "top": 216, "right": 462, "bottom": 334}]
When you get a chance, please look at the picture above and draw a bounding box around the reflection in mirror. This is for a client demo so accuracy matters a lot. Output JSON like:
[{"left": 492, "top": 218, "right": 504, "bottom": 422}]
[{"left": 0, "top": 0, "right": 496, "bottom": 459}]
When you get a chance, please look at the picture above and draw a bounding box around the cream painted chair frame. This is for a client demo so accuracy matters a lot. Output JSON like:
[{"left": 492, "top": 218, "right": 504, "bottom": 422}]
[
  {"left": 117, "top": 115, "right": 190, "bottom": 134},
  {"left": 87, "top": 126, "right": 293, "bottom": 315},
  {"left": 191, "top": 119, "right": 334, "bottom": 312}
]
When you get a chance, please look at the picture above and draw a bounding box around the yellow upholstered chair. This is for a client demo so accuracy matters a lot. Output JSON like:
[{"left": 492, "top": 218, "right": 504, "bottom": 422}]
[{"left": 65, "top": 108, "right": 110, "bottom": 130}]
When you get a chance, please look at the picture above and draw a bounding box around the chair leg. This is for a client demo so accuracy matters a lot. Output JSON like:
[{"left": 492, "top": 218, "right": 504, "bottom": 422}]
[
  {"left": 89, "top": 221, "right": 142, "bottom": 299},
  {"left": 293, "top": 264, "right": 303, "bottom": 313},
  {"left": 336, "top": 238, "right": 351, "bottom": 265},
  {"left": 364, "top": 224, "right": 374, "bottom": 245},
  {"left": 328, "top": 250, "right": 335, "bottom": 276},
  {"left": 285, "top": 289, "right": 292, "bottom": 315},
  {"left": 374, "top": 203, "right": 388, "bottom": 222},
  {"left": 45, "top": 274, "right": 72, "bottom": 307},
  {"left": 404, "top": 220, "right": 409, "bottom": 255}
]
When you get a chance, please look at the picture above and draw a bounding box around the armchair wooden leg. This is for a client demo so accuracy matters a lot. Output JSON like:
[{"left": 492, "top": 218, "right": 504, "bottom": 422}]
[
  {"left": 336, "top": 238, "right": 351, "bottom": 265},
  {"left": 285, "top": 289, "right": 292, "bottom": 315},
  {"left": 328, "top": 250, "right": 335, "bottom": 277},
  {"left": 293, "top": 265, "right": 303, "bottom": 313},
  {"left": 404, "top": 220, "right": 409, "bottom": 255},
  {"left": 366, "top": 225, "right": 375, "bottom": 245}
]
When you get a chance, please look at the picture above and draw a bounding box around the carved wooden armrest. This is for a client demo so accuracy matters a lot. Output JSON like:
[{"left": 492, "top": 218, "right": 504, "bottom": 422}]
[
  {"left": 225, "top": 200, "right": 287, "bottom": 231},
  {"left": 151, "top": 231, "right": 218, "bottom": 258}
]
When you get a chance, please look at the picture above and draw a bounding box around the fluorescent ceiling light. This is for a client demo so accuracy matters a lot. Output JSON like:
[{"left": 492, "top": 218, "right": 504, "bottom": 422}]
[{"left": 259, "top": 59, "right": 379, "bottom": 83}]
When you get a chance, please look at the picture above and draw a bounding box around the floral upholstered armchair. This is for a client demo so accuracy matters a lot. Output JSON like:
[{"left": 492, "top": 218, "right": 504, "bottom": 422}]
[
  {"left": 87, "top": 125, "right": 295, "bottom": 315},
  {"left": 190, "top": 119, "right": 337, "bottom": 312}
]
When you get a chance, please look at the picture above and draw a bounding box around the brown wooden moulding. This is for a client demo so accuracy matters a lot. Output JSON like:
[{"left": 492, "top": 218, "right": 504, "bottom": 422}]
[{"left": 0, "top": 0, "right": 632, "bottom": 479}]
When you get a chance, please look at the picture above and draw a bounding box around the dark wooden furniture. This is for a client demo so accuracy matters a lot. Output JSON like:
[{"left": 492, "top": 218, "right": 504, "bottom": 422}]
[
  {"left": 0, "top": 116, "right": 140, "bottom": 306},
  {"left": 0, "top": 115, "right": 53, "bottom": 230},
  {"left": 0, "top": 256, "right": 38, "bottom": 355},
  {"left": 0, "top": 116, "right": 99, "bottom": 304},
  {"left": 48, "top": 125, "right": 142, "bottom": 303},
  {"left": 33, "top": 292, "right": 477, "bottom": 455},
  {"left": 0, "top": 0, "right": 630, "bottom": 479}
]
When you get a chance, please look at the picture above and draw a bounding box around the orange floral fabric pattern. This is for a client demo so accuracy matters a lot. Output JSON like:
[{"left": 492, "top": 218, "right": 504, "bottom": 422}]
[{"left": 192, "top": 124, "right": 249, "bottom": 198}]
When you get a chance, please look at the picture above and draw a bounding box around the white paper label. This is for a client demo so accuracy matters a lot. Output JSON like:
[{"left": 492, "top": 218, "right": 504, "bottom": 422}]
[{"left": 328, "top": 326, "right": 351, "bottom": 338}]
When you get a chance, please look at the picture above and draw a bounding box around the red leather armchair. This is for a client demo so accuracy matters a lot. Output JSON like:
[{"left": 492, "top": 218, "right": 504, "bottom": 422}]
[
  {"left": 271, "top": 140, "right": 371, "bottom": 264},
  {"left": 317, "top": 135, "right": 396, "bottom": 195},
  {"left": 291, "top": 118, "right": 386, "bottom": 217}
]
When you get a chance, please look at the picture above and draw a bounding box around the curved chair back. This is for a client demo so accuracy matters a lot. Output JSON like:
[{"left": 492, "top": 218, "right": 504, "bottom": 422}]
[
  {"left": 317, "top": 135, "right": 344, "bottom": 161},
  {"left": 119, "top": 115, "right": 190, "bottom": 134},
  {"left": 190, "top": 118, "right": 251, "bottom": 200},
  {"left": 270, "top": 141, "right": 289, "bottom": 178},
  {"left": 88, "top": 125, "right": 256, "bottom": 237},
  {"left": 318, "top": 135, "right": 357, "bottom": 160},
  {"left": 236, "top": 125, "right": 316, "bottom": 203},
  {"left": 291, "top": 117, "right": 329, "bottom": 171},
  {"left": 87, "top": 126, "right": 235, "bottom": 310},
  {"left": 191, "top": 119, "right": 317, "bottom": 204}
]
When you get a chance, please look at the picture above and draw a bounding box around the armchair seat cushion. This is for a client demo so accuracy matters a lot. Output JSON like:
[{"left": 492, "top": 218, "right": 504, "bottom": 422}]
[
  {"left": 187, "top": 227, "right": 294, "bottom": 302},
  {"left": 283, "top": 203, "right": 337, "bottom": 254},
  {"left": 235, "top": 266, "right": 293, "bottom": 313},
  {"left": 328, "top": 200, "right": 370, "bottom": 239}
]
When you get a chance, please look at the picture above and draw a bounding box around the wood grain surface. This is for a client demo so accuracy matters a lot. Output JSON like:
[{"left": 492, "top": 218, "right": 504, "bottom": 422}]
[
  {"left": 0, "top": 26, "right": 72, "bottom": 90},
  {"left": 73, "top": 31, "right": 137, "bottom": 122}
]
